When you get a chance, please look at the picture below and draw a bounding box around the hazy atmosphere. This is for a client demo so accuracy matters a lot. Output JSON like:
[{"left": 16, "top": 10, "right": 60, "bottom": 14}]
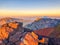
[{"left": 0, "top": 0, "right": 60, "bottom": 16}]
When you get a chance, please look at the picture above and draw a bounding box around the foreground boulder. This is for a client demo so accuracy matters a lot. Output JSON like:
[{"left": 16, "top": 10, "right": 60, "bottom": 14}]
[
  {"left": 0, "top": 21, "right": 47, "bottom": 45},
  {"left": 0, "top": 21, "right": 24, "bottom": 44}
]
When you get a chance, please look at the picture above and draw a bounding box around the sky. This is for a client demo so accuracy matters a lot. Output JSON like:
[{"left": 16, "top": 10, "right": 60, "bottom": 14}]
[{"left": 0, "top": 0, "right": 60, "bottom": 17}]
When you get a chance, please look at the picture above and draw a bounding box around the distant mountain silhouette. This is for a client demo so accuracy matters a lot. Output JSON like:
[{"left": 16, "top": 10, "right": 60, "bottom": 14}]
[{"left": 25, "top": 18, "right": 60, "bottom": 30}]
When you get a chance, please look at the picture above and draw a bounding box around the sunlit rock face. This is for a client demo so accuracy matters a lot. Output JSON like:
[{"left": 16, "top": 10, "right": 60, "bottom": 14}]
[
  {"left": 0, "top": 27, "right": 9, "bottom": 40},
  {"left": 0, "top": 22, "right": 39, "bottom": 45},
  {"left": 21, "top": 32, "right": 38, "bottom": 45},
  {"left": 0, "top": 17, "right": 39, "bottom": 45},
  {"left": 0, "top": 17, "right": 21, "bottom": 27},
  {"left": 0, "top": 22, "right": 23, "bottom": 40},
  {"left": 0, "top": 17, "right": 60, "bottom": 45},
  {"left": 0, "top": 17, "right": 24, "bottom": 45}
]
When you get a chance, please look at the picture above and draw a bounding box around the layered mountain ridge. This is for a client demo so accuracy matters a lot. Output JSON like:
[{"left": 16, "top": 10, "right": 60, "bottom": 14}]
[
  {"left": 25, "top": 18, "right": 60, "bottom": 30},
  {"left": 0, "top": 17, "right": 60, "bottom": 45}
]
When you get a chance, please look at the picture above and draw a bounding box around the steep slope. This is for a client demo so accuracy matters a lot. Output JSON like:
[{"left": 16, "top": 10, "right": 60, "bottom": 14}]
[
  {"left": 0, "top": 21, "right": 25, "bottom": 45},
  {"left": 0, "top": 21, "right": 41, "bottom": 45},
  {"left": 50, "top": 24, "right": 60, "bottom": 38},
  {"left": 25, "top": 18, "right": 60, "bottom": 30},
  {"left": 0, "top": 17, "right": 39, "bottom": 45},
  {"left": 0, "top": 17, "right": 60, "bottom": 45},
  {"left": 34, "top": 28, "right": 55, "bottom": 37}
]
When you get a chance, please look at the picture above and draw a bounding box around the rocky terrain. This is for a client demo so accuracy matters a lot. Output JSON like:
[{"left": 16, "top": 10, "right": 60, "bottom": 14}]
[
  {"left": 0, "top": 17, "right": 60, "bottom": 45},
  {"left": 25, "top": 18, "right": 60, "bottom": 30},
  {"left": 0, "top": 17, "right": 39, "bottom": 45}
]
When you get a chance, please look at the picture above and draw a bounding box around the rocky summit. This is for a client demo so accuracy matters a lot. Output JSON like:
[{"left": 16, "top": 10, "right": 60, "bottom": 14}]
[
  {"left": 0, "top": 17, "right": 60, "bottom": 45},
  {"left": 0, "top": 20, "right": 40, "bottom": 45},
  {"left": 0, "top": 17, "right": 39, "bottom": 45},
  {"left": 0, "top": 21, "right": 24, "bottom": 45}
]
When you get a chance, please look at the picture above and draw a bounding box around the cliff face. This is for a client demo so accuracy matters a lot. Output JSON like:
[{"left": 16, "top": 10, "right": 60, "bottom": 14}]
[
  {"left": 0, "top": 21, "right": 40, "bottom": 45},
  {"left": 0, "top": 22, "right": 22, "bottom": 38},
  {"left": 0, "top": 17, "right": 60, "bottom": 45},
  {"left": 0, "top": 17, "right": 23, "bottom": 45},
  {"left": 0, "top": 17, "right": 39, "bottom": 45}
]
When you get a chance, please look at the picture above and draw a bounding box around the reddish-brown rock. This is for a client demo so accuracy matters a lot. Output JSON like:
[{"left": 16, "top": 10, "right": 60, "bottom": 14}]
[{"left": 34, "top": 28, "right": 55, "bottom": 37}]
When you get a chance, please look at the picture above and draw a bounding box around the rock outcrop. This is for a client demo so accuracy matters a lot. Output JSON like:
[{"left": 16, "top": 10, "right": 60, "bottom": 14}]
[
  {"left": 0, "top": 17, "right": 60, "bottom": 45},
  {"left": 0, "top": 18, "right": 39, "bottom": 45}
]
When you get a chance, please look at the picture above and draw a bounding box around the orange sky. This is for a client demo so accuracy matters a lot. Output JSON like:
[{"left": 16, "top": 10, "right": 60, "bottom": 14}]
[
  {"left": 0, "top": 0, "right": 60, "bottom": 17},
  {"left": 0, "top": 8, "right": 60, "bottom": 17}
]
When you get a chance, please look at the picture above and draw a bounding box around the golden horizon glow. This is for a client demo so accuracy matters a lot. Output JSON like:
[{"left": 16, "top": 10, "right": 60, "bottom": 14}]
[{"left": 0, "top": 8, "right": 60, "bottom": 16}]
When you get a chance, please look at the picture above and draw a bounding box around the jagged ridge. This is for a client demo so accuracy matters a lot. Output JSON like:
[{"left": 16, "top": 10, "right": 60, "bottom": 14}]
[{"left": 25, "top": 18, "right": 60, "bottom": 30}]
